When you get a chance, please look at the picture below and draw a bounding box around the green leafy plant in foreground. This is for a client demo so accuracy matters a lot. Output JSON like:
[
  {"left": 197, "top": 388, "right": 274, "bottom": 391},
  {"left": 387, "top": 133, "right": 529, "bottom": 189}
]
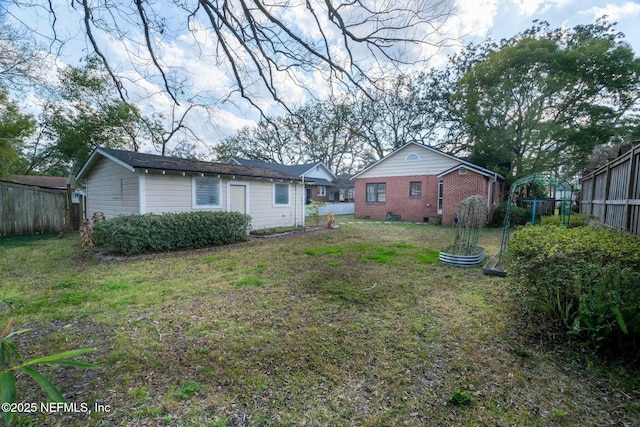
[{"left": 0, "top": 320, "right": 96, "bottom": 426}]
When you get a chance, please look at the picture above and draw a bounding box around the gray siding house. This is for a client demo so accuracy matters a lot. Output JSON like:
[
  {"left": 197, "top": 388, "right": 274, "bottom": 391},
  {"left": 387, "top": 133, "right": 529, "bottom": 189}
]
[{"left": 76, "top": 148, "right": 305, "bottom": 230}]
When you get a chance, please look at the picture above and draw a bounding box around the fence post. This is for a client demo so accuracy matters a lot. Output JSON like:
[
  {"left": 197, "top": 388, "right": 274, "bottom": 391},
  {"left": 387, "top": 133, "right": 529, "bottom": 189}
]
[{"left": 626, "top": 144, "right": 639, "bottom": 231}]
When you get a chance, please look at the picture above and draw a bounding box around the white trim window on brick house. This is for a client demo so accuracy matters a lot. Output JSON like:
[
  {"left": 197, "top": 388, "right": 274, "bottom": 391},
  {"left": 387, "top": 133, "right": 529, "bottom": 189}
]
[
  {"left": 273, "top": 183, "right": 290, "bottom": 206},
  {"left": 193, "top": 176, "right": 221, "bottom": 208},
  {"left": 317, "top": 185, "right": 326, "bottom": 196},
  {"left": 366, "top": 183, "right": 386, "bottom": 203}
]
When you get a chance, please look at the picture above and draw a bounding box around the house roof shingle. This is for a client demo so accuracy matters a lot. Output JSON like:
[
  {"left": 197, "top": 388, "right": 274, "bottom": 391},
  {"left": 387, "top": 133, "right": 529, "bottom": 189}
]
[
  {"left": 229, "top": 157, "right": 323, "bottom": 177},
  {"left": 77, "top": 148, "right": 302, "bottom": 182}
]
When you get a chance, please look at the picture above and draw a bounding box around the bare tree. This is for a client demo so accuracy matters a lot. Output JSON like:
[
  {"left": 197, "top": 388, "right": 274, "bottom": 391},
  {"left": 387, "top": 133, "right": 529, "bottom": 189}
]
[
  {"left": 292, "top": 97, "right": 367, "bottom": 174},
  {"left": 6, "top": 0, "right": 455, "bottom": 114},
  {"left": 213, "top": 117, "right": 304, "bottom": 164},
  {"left": 0, "top": 22, "right": 47, "bottom": 89}
]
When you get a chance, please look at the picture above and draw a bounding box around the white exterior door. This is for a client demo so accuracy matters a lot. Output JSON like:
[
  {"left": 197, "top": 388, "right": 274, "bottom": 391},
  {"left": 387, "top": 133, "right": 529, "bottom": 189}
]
[{"left": 230, "top": 184, "right": 247, "bottom": 214}]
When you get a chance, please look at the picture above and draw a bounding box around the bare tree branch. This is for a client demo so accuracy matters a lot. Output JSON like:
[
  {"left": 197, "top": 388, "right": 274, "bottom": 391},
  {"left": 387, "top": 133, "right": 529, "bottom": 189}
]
[{"left": 7, "top": 0, "right": 455, "bottom": 112}]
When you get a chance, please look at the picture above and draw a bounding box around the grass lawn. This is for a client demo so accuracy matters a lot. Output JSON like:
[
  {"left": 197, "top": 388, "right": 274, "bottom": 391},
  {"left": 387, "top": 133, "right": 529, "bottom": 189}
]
[{"left": 0, "top": 221, "right": 638, "bottom": 426}]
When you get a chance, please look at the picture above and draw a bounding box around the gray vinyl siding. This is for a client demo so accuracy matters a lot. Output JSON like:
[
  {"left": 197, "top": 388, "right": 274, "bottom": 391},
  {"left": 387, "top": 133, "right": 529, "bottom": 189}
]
[
  {"left": 143, "top": 174, "right": 303, "bottom": 229},
  {"left": 143, "top": 173, "right": 226, "bottom": 213},
  {"left": 249, "top": 181, "right": 304, "bottom": 229},
  {"left": 87, "top": 159, "right": 304, "bottom": 229},
  {"left": 86, "top": 157, "right": 139, "bottom": 219}
]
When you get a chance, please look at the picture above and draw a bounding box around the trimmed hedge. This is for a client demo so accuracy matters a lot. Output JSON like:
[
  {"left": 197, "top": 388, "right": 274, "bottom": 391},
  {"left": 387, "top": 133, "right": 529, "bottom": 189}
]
[
  {"left": 93, "top": 211, "right": 251, "bottom": 255},
  {"left": 506, "top": 225, "right": 640, "bottom": 353}
]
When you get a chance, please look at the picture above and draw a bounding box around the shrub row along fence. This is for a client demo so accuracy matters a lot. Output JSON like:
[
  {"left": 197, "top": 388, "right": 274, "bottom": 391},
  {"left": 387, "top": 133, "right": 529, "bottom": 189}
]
[
  {"left": 580, "top": 141, "right": 640, "bottom": 235},
  {"left": 0, "top": 181, "right": 67, "bottom": 236},
  {"left": 507, "top": 225, "right": 640, "bottom": 354}
]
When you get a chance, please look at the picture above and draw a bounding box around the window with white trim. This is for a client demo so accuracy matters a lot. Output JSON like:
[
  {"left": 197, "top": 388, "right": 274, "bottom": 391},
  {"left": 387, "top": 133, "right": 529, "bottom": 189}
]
[
  {"left": 366, "top": 183, "right": 386, "bottom": 203},
  {"left": 193, "top": 176, "right": 221, "bottom": 207},
  {"left": 459, "top": 167, "right": 467, "bottom": 175},
  {"left": 438, "top": 181, "right": 443, "bottom": 212},
  {"left": 274, "top": 183, "right": 290, "bottom": 205},
  {"left": 317, "top": 185, "right": 326, "bottom": 196}
]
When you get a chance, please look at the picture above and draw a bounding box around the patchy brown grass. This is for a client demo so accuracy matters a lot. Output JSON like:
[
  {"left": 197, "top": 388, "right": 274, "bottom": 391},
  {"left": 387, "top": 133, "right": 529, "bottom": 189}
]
[{"left": 0, "top": 222, "right": 638, "bottom": 426}]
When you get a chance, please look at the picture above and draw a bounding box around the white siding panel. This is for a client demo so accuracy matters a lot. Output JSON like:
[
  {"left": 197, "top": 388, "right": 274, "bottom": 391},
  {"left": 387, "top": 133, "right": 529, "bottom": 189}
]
[
  {"left": 91, "top": 168, "right": 303, "bottom": 230},
  {"left": 249, "top": 181, "right": 304, "bottom": 229},
  {"left": 86, "top": 157, "right": 139, "bottom": 219},
  {"left": 357, "top": 145, "right": 459, "bottom": 178},
  {"left": 304, "top": 166, "right": 334, "bottom": 182},
  {"left": 144, "top": 173, "right": 226, "bottom": 213}
]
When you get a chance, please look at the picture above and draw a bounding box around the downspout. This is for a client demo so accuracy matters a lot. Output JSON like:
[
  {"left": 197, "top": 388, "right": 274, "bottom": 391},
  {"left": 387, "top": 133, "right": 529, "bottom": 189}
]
[
  {"left": 488, "top": 172, "right": 498, "bottom": 211},
  {"left": 301, "top": 175, "right": 305, "bottom": 227}
]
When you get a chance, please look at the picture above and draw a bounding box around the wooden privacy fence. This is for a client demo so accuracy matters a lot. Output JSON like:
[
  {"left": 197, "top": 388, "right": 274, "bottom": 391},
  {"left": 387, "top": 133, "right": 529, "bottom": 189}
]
[
  {"left": 0, "top": 181, "right": 72, "bottom": 236},
  {"left": 580, "top": 142, "right": 640, "bottom": 235}
]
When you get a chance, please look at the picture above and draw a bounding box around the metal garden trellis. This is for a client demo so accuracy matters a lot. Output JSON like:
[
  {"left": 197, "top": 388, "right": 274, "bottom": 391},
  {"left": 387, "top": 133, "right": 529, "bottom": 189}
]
[
  {"left": 499, "top": 173, "right": 573, "bottom": 255},
  {"left": 439, "top": 195, "right": 488, "bottom": 266}
]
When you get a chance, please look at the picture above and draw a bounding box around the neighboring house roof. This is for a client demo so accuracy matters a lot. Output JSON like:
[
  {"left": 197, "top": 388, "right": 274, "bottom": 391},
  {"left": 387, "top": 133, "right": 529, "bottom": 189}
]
[
  {"left": 77, "top": 148, "right": 301, "bottom": 182},
  {"left": 2, "top": 175, "right": 69, "bottom": 190},
  {"left": 335, "top": 174, "right": 355, "bottom": 187},
  {"left": 229, "top": 157, "right": 337, "bottom": 183},
  {"left": 351, "top": 142, "right": 504, "bottom": 180},
  {"left": 309, "top": 178, "right": 334, "bottom": 186}
]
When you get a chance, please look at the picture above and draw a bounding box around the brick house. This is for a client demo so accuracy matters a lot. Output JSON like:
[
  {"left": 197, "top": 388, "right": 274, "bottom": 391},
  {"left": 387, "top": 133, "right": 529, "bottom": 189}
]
[{"left": 352, "top": 142, "right": 505, "bottom": 225}]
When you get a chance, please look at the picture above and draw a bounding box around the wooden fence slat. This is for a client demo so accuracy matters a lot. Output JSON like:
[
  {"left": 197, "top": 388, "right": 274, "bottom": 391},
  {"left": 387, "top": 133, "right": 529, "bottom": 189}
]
[
  {"left": 0, "top": 182, "right": 68, "bottom": 236},
  {"left": 580, "top": 141, "right": 640, "bottom": 235}
]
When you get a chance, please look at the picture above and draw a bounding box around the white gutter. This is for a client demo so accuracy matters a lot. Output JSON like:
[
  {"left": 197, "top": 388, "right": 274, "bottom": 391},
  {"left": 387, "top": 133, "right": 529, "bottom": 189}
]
[
  {"left": 488, "top": 172, "right": 498, "bottom": 209},
  {"left": 301, "top": 175, "right": 305, "bottom": 227}
]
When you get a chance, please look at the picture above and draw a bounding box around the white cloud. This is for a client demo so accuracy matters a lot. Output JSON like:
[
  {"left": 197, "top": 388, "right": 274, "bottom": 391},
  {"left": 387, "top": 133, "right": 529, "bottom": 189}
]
[
  {"left": 446, "top": 0, "right": 500, "bottom": 38},
  {"left": 509, "top": 0, "right": 575, "bottom": 17},
  {"left": 582, "top": 2, "right": 640, "bottom": 21}
]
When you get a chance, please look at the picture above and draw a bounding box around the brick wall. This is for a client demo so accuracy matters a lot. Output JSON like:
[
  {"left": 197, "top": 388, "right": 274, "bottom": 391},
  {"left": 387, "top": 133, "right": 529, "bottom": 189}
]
[
  {"left": 355, "top": 170, "right": 504, "bottom": 225},
  {"left": 306, "top": 185, "right": 331, "bottom": 203},
  {"left": 354, "top": 175, "right": 440, "bottom": 222},
  {"left": 440, "top": 169, "right": 491, "bottom": 225}
]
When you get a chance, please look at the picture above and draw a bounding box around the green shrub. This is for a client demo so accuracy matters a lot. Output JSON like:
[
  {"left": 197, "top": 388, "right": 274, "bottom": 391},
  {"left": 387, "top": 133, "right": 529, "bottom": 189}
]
[
  {"left": 506, "top": 225, "right": 640, "bottom": 353},
  {"left": 490, "top": 202, "right": 531, "bottom": 227},
  {"left": 540, "top": 213, "right": 595, "bottom": 227},
  {"left": 93, "top": 211, "right": 251, "bottom": 255}
]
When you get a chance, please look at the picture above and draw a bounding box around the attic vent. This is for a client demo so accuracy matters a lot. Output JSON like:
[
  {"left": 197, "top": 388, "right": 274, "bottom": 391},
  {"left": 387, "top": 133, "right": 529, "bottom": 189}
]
[
  {"left": 405, "top": 153, "right": 420, "bottom": 162},
  {"left": 459, "top": 167, "right": 467, "bottom": 175}
]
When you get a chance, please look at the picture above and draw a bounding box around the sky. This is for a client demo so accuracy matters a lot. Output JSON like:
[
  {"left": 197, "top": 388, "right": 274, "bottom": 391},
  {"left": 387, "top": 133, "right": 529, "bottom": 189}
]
[{"left": 3, "top": 0, "right": 640, "bottom": 156}]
